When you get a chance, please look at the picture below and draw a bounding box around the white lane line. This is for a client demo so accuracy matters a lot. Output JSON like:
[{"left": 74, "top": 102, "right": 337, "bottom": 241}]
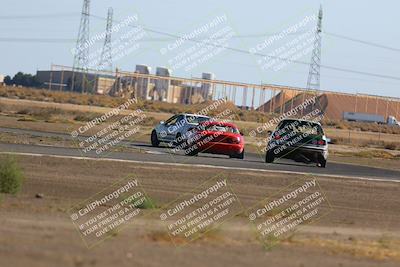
[
  {"left": 1, "top": 151, "right": 399, "bottom": 183},
  {"left": 144, "top": 150, "right": 167, "bottom": 155}
]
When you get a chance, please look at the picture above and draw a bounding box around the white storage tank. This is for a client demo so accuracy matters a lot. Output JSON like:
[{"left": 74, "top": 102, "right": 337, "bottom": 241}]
[
  {"left": 135, "top": 65, "right": 151, "bottom": 100},
  {"left": 135, "top": 64, "right": 151, "bottom": 74},
  {"left": 201, "top": 72, "right": 215, "bottom": 100},
  {"left": 154, "top": 67, "right": 171, "bottom": 101}
]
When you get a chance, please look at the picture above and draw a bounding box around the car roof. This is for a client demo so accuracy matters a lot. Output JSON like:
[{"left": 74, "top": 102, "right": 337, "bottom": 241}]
[{"left": 182, "top": 113, "right": 210, "bottom": 118}]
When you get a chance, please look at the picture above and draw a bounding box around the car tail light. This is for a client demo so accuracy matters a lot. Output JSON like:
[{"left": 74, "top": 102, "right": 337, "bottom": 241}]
[
  {"left": 225, "top": 137, "right": 240, "bottom": 144},
  {"left": 312, "top": 139, "right": 326, "bottom": 145},
  {"left": 312, "top": 140, "right": 318, "bottom": 145},
  {"left": 231, "top": 137, "right": 241, "bottom": 144}
]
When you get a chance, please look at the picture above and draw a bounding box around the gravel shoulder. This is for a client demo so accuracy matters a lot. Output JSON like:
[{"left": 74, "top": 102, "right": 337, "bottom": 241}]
[{"left": 0, "top": 155, "right": 399, "bottom": 267}]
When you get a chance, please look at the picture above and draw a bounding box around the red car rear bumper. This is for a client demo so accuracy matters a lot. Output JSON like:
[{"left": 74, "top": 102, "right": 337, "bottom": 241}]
[{"left": 197, "top": 142, "right": 244, "bottom": 155}]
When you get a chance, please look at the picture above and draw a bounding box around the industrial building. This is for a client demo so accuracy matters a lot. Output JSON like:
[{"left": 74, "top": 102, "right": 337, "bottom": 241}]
[
  {"left": 127, "top": 65, "right": 214, "bottom": 104},
  {"left": 36, "top": 70, "right": 116, "bottom": 94},
  {"left": 38, "top": 65, "right": 400, "bottom": 123},
  {"left": 37, "top": 65, "right": 215, "bottom": 104}
]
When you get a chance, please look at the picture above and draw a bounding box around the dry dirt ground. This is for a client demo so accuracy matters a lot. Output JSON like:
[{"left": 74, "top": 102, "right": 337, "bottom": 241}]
[
  {"left": 0, "top": 154, "right": 399, "bottom": 267},
  {"left": 2, "top": 96, "right": 400, "bottom": 146},
  {"left": 1, "top": 98, "right": 400, "bottom": 170}
]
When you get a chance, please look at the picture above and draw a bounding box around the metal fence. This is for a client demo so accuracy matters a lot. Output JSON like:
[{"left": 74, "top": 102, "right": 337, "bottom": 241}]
[{"left": 43, "top": 64, "right": 400, "bottom": 122}]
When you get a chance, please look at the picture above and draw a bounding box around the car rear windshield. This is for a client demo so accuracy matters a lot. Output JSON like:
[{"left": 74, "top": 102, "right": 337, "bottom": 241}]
[
  {"left": 203, "top": 124, "right": 240, "bottom": 134},
  {"left": 277, "top": 120, "right": 324, "bottom": 136},
  {"left": 186, "top": 116, "right": 210, "bottom": 124}
]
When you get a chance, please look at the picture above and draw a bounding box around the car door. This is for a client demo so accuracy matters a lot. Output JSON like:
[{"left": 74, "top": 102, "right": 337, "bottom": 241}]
[
  {"left": 165, "top": 115, "right": 184, "bottom": 141},
  {"left": 157, "top": 115, "right": 177, "bottom": 141}
]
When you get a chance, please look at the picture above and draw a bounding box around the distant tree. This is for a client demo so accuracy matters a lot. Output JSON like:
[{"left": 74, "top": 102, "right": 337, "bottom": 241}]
[
  {"left": 4, "top": 75, "right": 12, "bottom": 85},
  {"left": 12, "top": 72, "right": 31, "bottom": 86},
  {"left": 9, "top": 72, "right": 43, "bottom": 88},
  {"left": 31, "top": 75, "right": 43, "bottom": 87}
]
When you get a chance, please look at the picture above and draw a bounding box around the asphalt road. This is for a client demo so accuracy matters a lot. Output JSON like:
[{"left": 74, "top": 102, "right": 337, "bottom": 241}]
[
  {"left": 1, "top": 126, "right": 399, "bottom": 180},
  {"left": 1, "top": 139, "right": 399, "bottom": 181}
]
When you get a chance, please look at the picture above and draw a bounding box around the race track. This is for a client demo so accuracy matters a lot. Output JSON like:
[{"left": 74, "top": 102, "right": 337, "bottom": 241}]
[{"left": 1, "top": 140, "right": 399, "bottom": 181}]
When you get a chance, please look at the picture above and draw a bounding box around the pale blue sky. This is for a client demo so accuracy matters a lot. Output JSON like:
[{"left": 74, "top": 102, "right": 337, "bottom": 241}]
[{"left": 0, "top": 0, "right": 399, "bottom": 98}]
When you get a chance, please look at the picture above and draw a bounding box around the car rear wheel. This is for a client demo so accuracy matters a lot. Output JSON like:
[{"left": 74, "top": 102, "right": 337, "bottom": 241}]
[
  {"left": 151, "top": 130, "right": 160, "bottom": 147},
  {"left": 265, "top": 150, "right": 275, "bottom": 163},
  {"left": 185, "top": 149, "right": 198, "bottom": 156}
]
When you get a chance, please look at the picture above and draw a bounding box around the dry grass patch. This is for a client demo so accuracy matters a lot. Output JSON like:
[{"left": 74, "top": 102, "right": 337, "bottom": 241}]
[
  {"left": 332, "top": 150, "right": 398, "bottom": 160},
  {"left": 290, "top": 236, "right": 400, "bottom": 261},
  {"left": 144, "top": 228, "right": 225, "bottom": 245}
]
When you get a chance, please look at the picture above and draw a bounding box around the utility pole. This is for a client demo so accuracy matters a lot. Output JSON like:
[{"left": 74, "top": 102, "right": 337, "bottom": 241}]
[
  {"left": 307, "top": 5, "right": 323, "bottom": 90},
  {"left": 99, "top": 7, "right": 113, "bottom": 72},
  {"left": 73, "top": 0, "right": 90, "bottom": 71},
  {"left": 72, "top": 0, "right": 91, "bottom": 92}
]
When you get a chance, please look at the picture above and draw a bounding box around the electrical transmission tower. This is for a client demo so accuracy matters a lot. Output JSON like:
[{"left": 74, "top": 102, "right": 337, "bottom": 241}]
[
  {"left": 73, "top": 0, "right": 91, "bottom": 71},
  {"left": 307, "top": 5, "right": 323, "bottom": 90},
  {"left": 99, "top": 7, "right": 113, "bottom": 72}
]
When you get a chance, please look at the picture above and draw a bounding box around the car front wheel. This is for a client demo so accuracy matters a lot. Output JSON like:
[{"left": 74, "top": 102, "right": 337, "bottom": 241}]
[
  {"left": 151, "top": 130, "right": 160, "bottom": 147},
  {"left": 265, "top": 150, "right": 275, "bottom": 163}
]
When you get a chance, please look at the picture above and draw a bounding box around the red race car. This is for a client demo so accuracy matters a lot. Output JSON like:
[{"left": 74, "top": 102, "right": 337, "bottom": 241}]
[{"left": 184, "top": 121, "right": 245, "bottom": 159}]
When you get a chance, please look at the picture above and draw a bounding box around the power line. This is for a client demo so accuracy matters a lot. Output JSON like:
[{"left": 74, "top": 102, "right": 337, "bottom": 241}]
[
  {"left": 212, "top": 58, "right": 400, "bottom": 85},
  {"left": 1, "top": 13, "right": 400, "bottom": 51},
  {"left": 1, "top": 12, "right": 399, "bottom": 82},
  {"left": 1, "top": 12, "right": 400, "bottom": 52},
  {"left": 324, "top": 32, "right": 400, "bottom": 53},
  {"left": 0, "top": 38, "right": 76, "bottom": 43},
  {"left": 0, "top": 37, "right": 181, "bottom": 43},
  {"left": 0, "top": 13, "right": 79, "bottom": 19},
  {"left": 89, "top": 13, "right": 400, "bottom": 82}
]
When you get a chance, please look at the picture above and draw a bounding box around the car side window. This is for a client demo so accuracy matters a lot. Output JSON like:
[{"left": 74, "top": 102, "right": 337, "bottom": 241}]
[
  {"left": 186, "top": 116, "right": 196, "bottom": 124},
  {"left": 165, "top": 115, "right": 179, "bottom": 126},
  {"left": 176, "top": 115, "right": 185, "bottom": 124},
  {"left": 317, "top": 125, "right": 324, "bottom": 136}
]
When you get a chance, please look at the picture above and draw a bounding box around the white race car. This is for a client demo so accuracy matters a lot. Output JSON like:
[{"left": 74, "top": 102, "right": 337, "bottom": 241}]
[{"left": 151, "top": 113, "right": 210, "bottom": 147}]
